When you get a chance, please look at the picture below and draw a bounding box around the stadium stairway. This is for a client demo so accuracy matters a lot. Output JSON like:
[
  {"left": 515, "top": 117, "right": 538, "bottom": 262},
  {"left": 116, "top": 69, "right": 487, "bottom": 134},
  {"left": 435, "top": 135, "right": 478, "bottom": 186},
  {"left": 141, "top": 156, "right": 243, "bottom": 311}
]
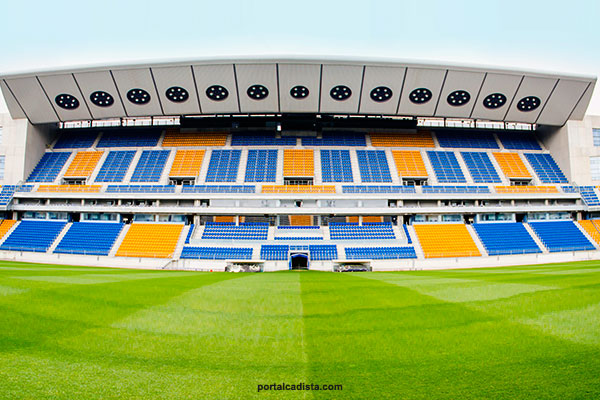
[
  {"left": 108, "top": 224, "right": 131, "bottom": 257},
  {"left": 348, "top": 150, "right": 362, "bottom": 184},
  {"left": 172, "top": 225, "right": 192, "bottom": 260},
  {"left": 465, "top": 224, "right": 488, "bottom": 256},
  {"left": 523, "top": 223, "right": 549, "bottom": 253},
  {"left": 47, "top": 223, "right": 72, "bottom": 254},
  {"left": 159, "top": 150, "right": 178, "bottom": 184},
  {"left": 420, "top": 150, "right": 438, "bottom": 184},
  {"left": 275, "top": 149, "right": 284, "bottom": 184},
  {"left": 236, "top": 149, "right": 249, "bottom": 183},
  {"left": 406, "top": 225, "right": 425, "bottom": 259},
  {"left": 121, "top": 150, "right": 142, "bottom": 184},
  {"left": 455, "top": 152, "right": 475, "bottom": 184}
]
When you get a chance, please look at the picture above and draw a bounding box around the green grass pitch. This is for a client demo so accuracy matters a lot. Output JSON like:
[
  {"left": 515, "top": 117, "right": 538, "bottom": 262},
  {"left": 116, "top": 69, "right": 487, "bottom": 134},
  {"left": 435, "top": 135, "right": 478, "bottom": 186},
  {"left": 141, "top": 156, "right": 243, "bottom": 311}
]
[{"left": 1, "top": 260, "right": 600, "bottom": 399}]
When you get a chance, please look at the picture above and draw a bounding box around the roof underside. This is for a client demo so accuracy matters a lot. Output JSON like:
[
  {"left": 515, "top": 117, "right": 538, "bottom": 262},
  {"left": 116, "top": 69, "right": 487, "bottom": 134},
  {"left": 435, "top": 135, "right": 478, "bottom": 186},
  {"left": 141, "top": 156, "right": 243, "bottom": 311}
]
[{"left": 0, "top": 58, "right": 595, "bottom": 126}]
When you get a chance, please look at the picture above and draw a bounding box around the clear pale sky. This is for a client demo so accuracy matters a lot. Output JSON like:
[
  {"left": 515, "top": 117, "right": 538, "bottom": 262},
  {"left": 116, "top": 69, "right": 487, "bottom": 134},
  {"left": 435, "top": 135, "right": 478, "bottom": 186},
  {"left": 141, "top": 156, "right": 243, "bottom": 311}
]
[{"left": 1, "top": 0, "right": 598, "bottom": 115}]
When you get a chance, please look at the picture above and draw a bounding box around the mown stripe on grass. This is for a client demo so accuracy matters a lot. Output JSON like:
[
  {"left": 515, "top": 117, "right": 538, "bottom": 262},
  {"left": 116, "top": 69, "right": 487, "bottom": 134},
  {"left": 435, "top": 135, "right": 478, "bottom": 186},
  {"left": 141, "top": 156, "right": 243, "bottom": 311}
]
[
  {"left": 0, "top": 284, "right": 27, "bottom": 296},
  {"left": 11, "top": 271, "right": 194, "bottom": 285}
]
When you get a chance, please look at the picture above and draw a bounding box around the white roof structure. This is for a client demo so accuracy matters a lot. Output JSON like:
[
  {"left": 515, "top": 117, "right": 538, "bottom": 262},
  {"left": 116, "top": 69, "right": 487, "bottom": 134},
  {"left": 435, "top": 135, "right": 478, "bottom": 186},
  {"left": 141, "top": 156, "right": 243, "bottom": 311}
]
[{"left": 0, "top": 57, "right": 595, "bottom": 126}]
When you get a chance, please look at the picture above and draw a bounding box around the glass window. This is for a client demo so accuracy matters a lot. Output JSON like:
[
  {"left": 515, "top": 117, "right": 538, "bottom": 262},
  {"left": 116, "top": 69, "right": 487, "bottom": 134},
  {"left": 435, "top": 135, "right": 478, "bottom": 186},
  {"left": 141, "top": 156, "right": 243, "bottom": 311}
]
[
  {"left": 591, "top": 156, "right": 600, "bottom": 180},
  {"left": 0, "top": 155, "right": 4, "bottom": 179},
  {"left": 593, "top": 129, "right": 600, "bottom": 146}
]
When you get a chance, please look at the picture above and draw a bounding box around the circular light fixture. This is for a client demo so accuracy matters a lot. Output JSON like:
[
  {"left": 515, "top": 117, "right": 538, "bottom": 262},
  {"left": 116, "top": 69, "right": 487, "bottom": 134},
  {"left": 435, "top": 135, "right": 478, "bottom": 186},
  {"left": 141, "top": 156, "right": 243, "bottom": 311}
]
[
  {"left": 89, "top": 91, "right": 114, "bottom": 107},
  {"left": 483, "top": 93, "right": 507, "bottom": 109},
  {"left": 55, "top": 94, "right": 79, "bottom": 110},
  {"left": 127, "top": 88, "right": 151, "bottom": 105},
  {"left": 409, "top": 88, "right": 432, "bottom": 104},
  {"left": 165, "top": 86, "right": 189, "bottom": 103},
  {"left": 330, "top": 85, "right": 352, "bottom": 101},
  {"left": 370, "top": 86, "right": 393, "bottom": 102},
  {"left": 206, "top": 85, "right": 229, "bottom": 101},
  {"left": 290, "top": 85, "right": 309, "bottom": 99},
  {"left": 247, "top": 84, "right": 269, "bottom": 100},
  {"left": 517, "top": 96, "right": 541, "bottom": 112},
  {"left": 447, "top": 90, "right": 471, "bottom": 106}
]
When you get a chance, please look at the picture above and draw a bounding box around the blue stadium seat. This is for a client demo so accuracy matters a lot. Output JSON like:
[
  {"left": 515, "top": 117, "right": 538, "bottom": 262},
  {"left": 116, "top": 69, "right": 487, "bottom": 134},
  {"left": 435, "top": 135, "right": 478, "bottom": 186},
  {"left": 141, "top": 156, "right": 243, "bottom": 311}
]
[
  {"left": 201, "top": 222, "right": 268, "bottom": 240},
  {"left": 356, "top": 150, "right": 392, "bottom": 183},
  {"left": 54, "top": 222, "right": 124, "bottom": 256},
  {"left": 435, "top": 130, "right": 499, "bottom": 149},
  {"left": 496, "top": 131, "right": 541, "bottom": 150},
  {"left": 473, "top": 223, "right": 541, "bottom": 255},
  {"left": 342, "top": 185, "right": 416, "bottom": 194},
  {"left": 309, "top": 245, "right": 338, "bottom": 260},
  {"left": 231, "top": 133, "right": 296, "bottom": 146},
  {"left": 321, "top": 150, "right": 354, "bottom": 182},
  {"left": 461, "top": 152, "right": 502, "bottom": 183},
  {"left": 205, "top": 150, "right": 241, "bottom": 182},
  {"left": 524, "top": 153, "right": 567, "bottom": 183},
  {"left": 96, "top": 129, "right": 161, "bottom": 147},
  {"left": 578, "top": 186, "right": 600, "bottom": 206},
  {"left": 27, "top": 152, "right": 71, "bottom": 183},
  {"left": 0, "top": 185, "right": 17, "bottom": 206},
  {"left": 130, "top": 150, "right": 170, "bottom": 182},
  {"left": 421, "top": 186, "right": 490, "bottom": 194},
  {"left": 0, "top": 220, "right": 66, "bottom": 252},
  {"left": 427, "top": 151, "right": 466, "bottom": 183},
  {"left": 54, "top": 131, "right": 97, "bottom": 149},
  {"left": 302, "top": 132, "right": 366, "bottom": 146},
  {"left": 345, "top": 247, "right": 416, "bottom": 259},
  {"left": 106, "top": 185, "right": 175, "bottom": 193},
  {"left": 184, "top": 224, "right": 195, "bottom": 244},
  {"left": 529, "top": 220, "right": 595, "bottom": 252},
  {"left": 261, "top": 245, "right": 289, "bottom": 260},
  {"left": 245, "top": 149, "right": 277, "bottom": 182},
  {"left": 180, "top": 246, "right": 253, "bottom": 259},
  {"left": 94, "top": 151, "right": 136, "bottom": 183},
  {"left": 329, "top": 222, "right": 396, "bottom": 240},
  {"left": 181, "top": 185, "right": 255, "bottom": 193}
]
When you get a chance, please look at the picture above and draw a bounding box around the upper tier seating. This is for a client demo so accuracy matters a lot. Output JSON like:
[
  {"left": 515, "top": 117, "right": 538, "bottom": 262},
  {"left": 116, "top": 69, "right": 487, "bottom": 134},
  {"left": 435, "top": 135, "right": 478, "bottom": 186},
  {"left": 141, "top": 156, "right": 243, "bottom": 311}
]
[
  {"left": 180, "top": 246, "right": 252, "bottom": 260},
  {"left": 356, "top": 150, "right": 392, "bottom": 182},
  {"left": 342, "top": 185, "right": 416, "bottom": 194},
  {"left": 288, "top": 215, "right": 314, "bottom": 226},
  {"left": 27, "top": 152, "right": 71, "bottom": 183},
  {"left": 345, "top": 246, "right": 416, "bottom": 259},
  {"left": 262, "top": 185, "right": 335, "bottom": 194},
  {"left": 37, "top": 185, "right": 101, "bottom": 193},
  {"left": 472, "top": 223, "right": 541, "bottom": 255},
  {"left": 493, "top": 153, "right": 531, "bottom": 178},
  {"left": 524, "top": 153, "right": 568, "bottom": 184},
  {"left": 0, "top": 220, "right": 66, "bottom": 252},
  {"left": 201, "top": 222, "right": 268, "bottom": 240},
  {"left": 231, "top": 133, "right": 296, "bottom": 146},
  {"left": 414, "top": 223, "right": 480, "bottom": 258},
  {"left": 577, "top": 220, "right": 600, "bottom": 245},
  {"left": 309, "top": 244, "right": 338, "bottom": 260},
  {"left": 496, "top": 131, "right": 541, "bottom": 150},
  {"left": 302, "top": 132, "right": 366, "bottom": 146},
  {"left": 461, "top": 152, "right": 502, "bottom": 183},
  {"left": 245, "top": 149, "right": 278, "bottom": 182},
  {"left": 321, "top": 150, "right": 354, "bottom": 182},
  {"left": 427, "top": 151, "right": 466, "bottom": 183},
  {"left": 181, "top": 185, "right": 255, "bottom": 193},
  {"left": 54, "top": 131, "right": 97, "bottom": 149},
  {"left": 495, "top": 186, "right": 558, "bottom": 193},
  {"left": 116, "top": 223, "right": 183, "bottom": 258},
  {"left": 205, "top": 150, "right": 241, "bottom": 182},
  {"left": 0, "top": 186, "right": 16, "bottom": 206},
  {"left": 528, "top": 220, "right": 595, "bottom": 252},
  {"left": 370, "top": 132, "right": 435, "bottom": 147},
  {"left": 329, "top": 222, "right": 396, "bottom": 240},
  {"left": 54, "top": 222, "right": 124, "bottom": 256},
  {"left": 284, "top": 149, "right": 314, "bottom": 177},
  {"left": 422, "top": 186, "right": 490, "bottom": 194},
  {"left": 94, "top": 151, "right": 136, "bottom": 182},
  {"left": 96, "top": 129, "right": 161, "bottom": 147},
  {"left": 106, "top": 185, "right": 175, "bottom": 193},
  {"left": 169, "top": 150, "right": 205, "bottom": 177},
  {"left": 260, "top": 245, "right": 289, "bottom": 260},
  {"left": 130, "top": 150, "right": 170, "bottom": 182},
  {"left": 435, "top": 130, "right": 499, "bottom": 149},
  {"left": 0, "top": 220, "right": 17, "bottom": 239},
  {"left": 63, "top": 151, "right": 104, "bottom": 178},
  {"left": 162, "top": 130, "right": 227, "bottom": 147},
  {"left": 391, "top": 150, "right": 428, "bottom": 177},
  {"left": 578, "top": 186, "right": 600, "bottom": 206}
]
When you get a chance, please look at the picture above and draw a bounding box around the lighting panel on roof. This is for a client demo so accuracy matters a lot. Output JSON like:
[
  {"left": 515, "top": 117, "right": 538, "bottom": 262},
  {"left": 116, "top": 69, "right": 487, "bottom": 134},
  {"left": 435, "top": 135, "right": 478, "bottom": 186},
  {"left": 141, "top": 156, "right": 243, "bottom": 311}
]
[
  {"left": 330, "top": 85, "right": 352, "bottom": 101},
  {"left": 206, "top": 85, "right": 229, "bottom": 101},
  {"left": 247, "top": 84, "right": 269, "bottom": 100},
  {"left": 290, "top": 85, "right": 309, "bottom": 99},
  {"left": 89, "top": 91, "right": 114, "bottom": 107},
  {"left": 370, "top": 86, "right": 393, "bottom": 102},
  {"left": 409, "top": 88, "right": 432, "bottom": 104},
  {"left": 517, "top": 96, "right": 541, "bottom": 112},
  {"left": 482, "top": 93, "right": 506, "bottom": 109},
  {"left": 55, "top": 94, "right": 79, "bottom": 110},
  {"left": 165, "top": 86, "right": 189, "bottom": 103},
  {"left": 446, "top": 90, "right": 470, "bottom": 106},
  {"left": 127, "top": 88, "right": 151, "bottom": 105}
]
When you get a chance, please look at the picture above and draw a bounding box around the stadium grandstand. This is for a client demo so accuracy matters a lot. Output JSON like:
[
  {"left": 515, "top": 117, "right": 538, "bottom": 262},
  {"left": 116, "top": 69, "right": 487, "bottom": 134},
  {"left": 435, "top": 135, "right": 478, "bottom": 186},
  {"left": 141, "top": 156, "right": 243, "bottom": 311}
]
[{"left": 0, "top": 57, "right": 599, "bottom": 271}]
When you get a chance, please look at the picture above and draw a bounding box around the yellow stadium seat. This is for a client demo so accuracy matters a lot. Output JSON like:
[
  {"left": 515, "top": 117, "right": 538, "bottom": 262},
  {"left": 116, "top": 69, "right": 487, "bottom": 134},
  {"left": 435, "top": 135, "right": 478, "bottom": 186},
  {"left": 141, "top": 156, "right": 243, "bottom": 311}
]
[
  {"left": 261, "top": 185, "right": 335, "bottom": 194},
  {"left": 346, "top": 216, "right": 359, "bottom": 223},
  {"left": 116, "top": 223, "right": 183, "bottom": 258},
  {"left": 37, "top": 185, "right": 102, "bottom": 193},
  {"left": 0, "top": 220, "right": 16, "bottom": 239},
  {"left": 162, "top": 129, "right": 228, "bottom": 147},
  {"left": 414, "top": 223, "right": 481, "bottom": 258},
  {"left": 283, "top": 149, "right": 314, "bottom": 177},
  {"left": 63, "top": 151, "right": 103, "bottom": 178},
  {"left": 169, "top": 150, "right": 205, "bottom": 177},
  {"left": 362, "top": 216, "right": 383, "bottom": 223},
  {"left": 391, "top": 150, "right": 428, "bottom": 177},
  {"left": 493, "top": 153, "right": 531, "bottom": 178},
  {"left": 214, "top": 216, "right": 235, "bottom": 223},
  {"left": 578, "top": 220, "right": 600, "bottom": 245},
  {"left": 370, "top": 132, "right": 435, "bottom": 147},
  {"left": 289, "top": 215, "right": 313, "bottom": 226},
  {"left": 495, "top": 186, "right": 558, "bottom": 194}
]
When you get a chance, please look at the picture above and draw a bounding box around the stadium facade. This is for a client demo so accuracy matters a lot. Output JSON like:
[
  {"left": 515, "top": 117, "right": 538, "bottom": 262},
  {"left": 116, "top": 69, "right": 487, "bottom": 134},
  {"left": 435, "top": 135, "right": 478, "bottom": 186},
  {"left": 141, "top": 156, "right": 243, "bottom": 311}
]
[{"left": 0, "top": 57, "right": 598, "bottom": 271}]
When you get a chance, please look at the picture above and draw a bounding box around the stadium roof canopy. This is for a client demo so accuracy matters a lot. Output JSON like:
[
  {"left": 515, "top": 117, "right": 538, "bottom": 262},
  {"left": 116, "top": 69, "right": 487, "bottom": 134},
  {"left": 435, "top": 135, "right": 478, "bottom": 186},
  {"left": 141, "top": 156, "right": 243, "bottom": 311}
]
[{"left": 0, "top": 57, "right": 595, "bottom": 126}]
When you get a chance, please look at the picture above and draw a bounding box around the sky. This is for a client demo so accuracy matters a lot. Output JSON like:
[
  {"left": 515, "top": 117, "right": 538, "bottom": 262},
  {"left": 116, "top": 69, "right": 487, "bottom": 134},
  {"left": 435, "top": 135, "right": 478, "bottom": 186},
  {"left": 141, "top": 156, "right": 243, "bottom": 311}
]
[{"left": 0, "top": 0, "right": 599, "bottom": 115}]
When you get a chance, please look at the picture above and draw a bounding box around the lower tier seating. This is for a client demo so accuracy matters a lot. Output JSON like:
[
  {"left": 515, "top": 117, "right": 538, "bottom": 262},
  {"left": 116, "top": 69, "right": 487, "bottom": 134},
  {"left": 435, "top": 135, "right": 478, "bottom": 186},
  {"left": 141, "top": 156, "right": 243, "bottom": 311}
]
[
  {"left": 106, "top": 185, "right": 175, "bottom": 193},
  {"left": 180, "top": 246, "right": 252, "bottom": 260},
  {"left": 577, "top": 220, "right": 600, "bottom": 245},
  {"left": 342, "top": 185, "right": 416, "bottom": 194},
  {"left": 309, "top": 245, "right": 337, "bottom": 260},
  {"left": 181, "top": 185, "right": 255, "bottom": 193},
  {"left": 0, "top": 220, "right": 66, "bottom": 252},
  {"left": 54, "top": 222, "right": 124, "bottom": 256},
  {"left": 414, "top": 223, "right": 480, "bottom": 258},
  {"left": 329, "top": 223, "right": 396, "bottom": 240},
  {"left": 529, "top": 221, "right": 595, "bottom": 252},
  {"left": 345, "top": 247, "right": 416, "bottom": 259},
  {"left": 116, "top": 223, "right": 183, "bottom": 258},
  {"left": 472, "top": 223, "right": 541, "bottom": 255},
  {"left": 261, "top": 245, "right": 289, "bottom": 260},
  {"left": 0, "top": 220, "right": 17, "bottom": 239},
  {"left": 201, "top": 222, "right": 268, "bottom": 240}
]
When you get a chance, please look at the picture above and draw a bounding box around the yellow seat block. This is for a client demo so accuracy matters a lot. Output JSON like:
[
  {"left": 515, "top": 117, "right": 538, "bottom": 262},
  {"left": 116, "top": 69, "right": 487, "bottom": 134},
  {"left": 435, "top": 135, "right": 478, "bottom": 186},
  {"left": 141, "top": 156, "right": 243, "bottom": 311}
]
[
  {"left": 37, "top": 185, "right": 102, "bottom": 193},
  {"left": 261, "top": 185, "right": 335, "bottom": 194},
  {"left": 0, "top": 220, "right": 16, "bottom": 239},
  {"left": 116, "top": 223, "right": 184, "bottom": 258},
  {"left": 162, "top": 129, "right": 227, "bottom": 147},
  {"left": 578, "top": 220, "right": 600, "bottom": 245},
  {"left": 414, "top": 223, "right": 481, "bottom": 258},
  {"left": 370, "top": 132, "right": 435, "bottom": 147},
  {"left": 283, "top": 149, "right": 314, "bottom": 177},
  {"left": 495, "top": 186, "right": 558, "bottom": 193},
  {"left": 169, "top": 150, "right": 205, "bottom": 177},
  {"left": 289, "top": 215, "right": 313, "bottom": 226},
  {"left": 392, "top": 150, "right": 428, "bottom": 177},
  {"left": 493, "top": 153, "right": 531, "bottom": 178},
  {"left": 64, "top": 151, "right": 103, "bottom": 178}
]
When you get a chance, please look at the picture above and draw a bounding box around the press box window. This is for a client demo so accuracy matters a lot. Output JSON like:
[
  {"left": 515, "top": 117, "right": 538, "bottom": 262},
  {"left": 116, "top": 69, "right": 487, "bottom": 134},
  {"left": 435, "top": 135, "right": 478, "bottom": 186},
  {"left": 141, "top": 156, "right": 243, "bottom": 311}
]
[{"left": 593, "top": 129, "right": 600, "bottom": 146}]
